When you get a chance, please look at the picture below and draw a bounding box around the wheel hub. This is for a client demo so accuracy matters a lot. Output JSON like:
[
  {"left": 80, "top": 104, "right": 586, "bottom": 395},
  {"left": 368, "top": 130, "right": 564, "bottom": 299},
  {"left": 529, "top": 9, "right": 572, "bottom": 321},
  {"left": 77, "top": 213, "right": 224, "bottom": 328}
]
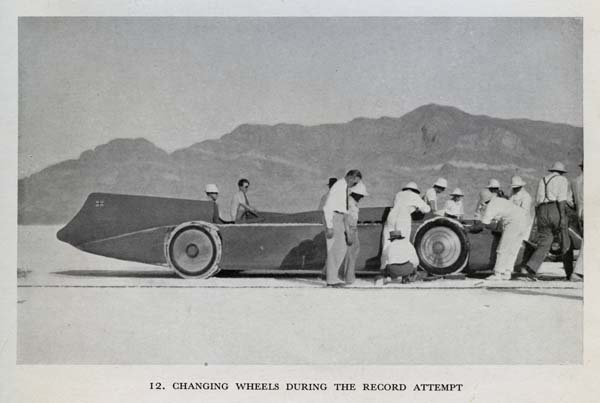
[{"left": 186, "top": 244, "right": 199, "bottom": 258}]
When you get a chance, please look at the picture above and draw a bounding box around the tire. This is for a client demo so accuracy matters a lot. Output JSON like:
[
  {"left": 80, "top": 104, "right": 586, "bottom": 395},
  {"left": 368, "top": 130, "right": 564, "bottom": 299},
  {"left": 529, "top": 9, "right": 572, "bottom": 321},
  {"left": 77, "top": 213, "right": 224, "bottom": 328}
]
[
  {"left": 413, "top": 217, "right": 470, "bottom": 275},
  {"left": 165, "top": 221, "right": 222, "bottom": 279}
]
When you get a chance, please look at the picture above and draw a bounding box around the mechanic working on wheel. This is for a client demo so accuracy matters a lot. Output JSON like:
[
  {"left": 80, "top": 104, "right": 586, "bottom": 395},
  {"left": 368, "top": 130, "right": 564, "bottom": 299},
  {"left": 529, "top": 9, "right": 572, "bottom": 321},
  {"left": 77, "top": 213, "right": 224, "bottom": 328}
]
[
  {"left": 443, "top": 188, "right": 465, "bottom": 220},
  {"left": 470, "top": 189, "right": 529, "bottom": 281},
  {"left": 475, "top": 179, "right": 506, "bottom": 219},
  {"left": 509, "top": 176, "right": 533, "bottom": 236},
  {"left": 423, "top": 177, "right": 447, "bottom": 214},
  {"left": 205, "top": 184, "right": 234, "bottom": 224},
  {"left": 379, "top": 230, "right": 422, "bottom": 285},
  {"left": 519, "top": 162, "right": 575, "bottom": 280},
  {"left": 322, "top": 169, "right": 363, "bottom": 287},
  {"left": 230, "top": 178, "right": 259, "bottom": 223},
  {"left": 341, "top": 182, "right": 368, "bottom": 285},
  {"left": 382, "top": 182, "right": 431, "bottom": 250}
]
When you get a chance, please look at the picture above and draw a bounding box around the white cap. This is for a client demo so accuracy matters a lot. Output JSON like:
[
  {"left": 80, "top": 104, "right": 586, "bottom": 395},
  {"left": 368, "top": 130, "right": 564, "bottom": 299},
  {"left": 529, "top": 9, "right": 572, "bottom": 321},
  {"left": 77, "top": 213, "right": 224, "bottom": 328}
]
[
  {"left": 549, "top": 161, "right": 567, "bottom": 173},
  {"left": 402, "top": 181, "right": 420, "bottom": 193},
  {"left": 486, "top": 179, "right": 500, "bottom": 189},
  {"left": 450, "top": 188, "right": 464, "bottom": 197},
  {"left": 434, "top": 178, "right": 448, "bottom": 188},
  {"left": 349, "top": 181, "right": 369, "bottom": 196},
  {"left": 205, "top": 184, "right": 219, "bottom": 193},
  {"left": 511, "top": 176, "right": 526, "bottom": 188}
]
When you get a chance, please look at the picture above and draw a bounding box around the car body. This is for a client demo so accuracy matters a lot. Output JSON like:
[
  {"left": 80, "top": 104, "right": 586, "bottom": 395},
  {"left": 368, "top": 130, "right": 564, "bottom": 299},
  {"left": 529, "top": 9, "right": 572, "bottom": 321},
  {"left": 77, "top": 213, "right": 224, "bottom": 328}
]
[{"left": 57, "top": 192, "right": 581, "bottom": 278}]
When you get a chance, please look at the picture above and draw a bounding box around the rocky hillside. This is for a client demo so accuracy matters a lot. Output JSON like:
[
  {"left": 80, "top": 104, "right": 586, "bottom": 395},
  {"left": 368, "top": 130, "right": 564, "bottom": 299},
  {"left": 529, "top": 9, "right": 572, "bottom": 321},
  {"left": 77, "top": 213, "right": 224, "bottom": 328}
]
[{"left": 18, "top": 104, "right": 582, "bottom": 224}]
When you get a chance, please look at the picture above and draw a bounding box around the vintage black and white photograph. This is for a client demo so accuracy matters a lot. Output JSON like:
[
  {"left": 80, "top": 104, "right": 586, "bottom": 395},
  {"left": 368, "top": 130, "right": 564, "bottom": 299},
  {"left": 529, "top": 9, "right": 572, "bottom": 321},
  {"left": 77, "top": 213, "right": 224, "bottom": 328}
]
[{"left": 17, "top": 17, "right": 583, "bottom": 365}]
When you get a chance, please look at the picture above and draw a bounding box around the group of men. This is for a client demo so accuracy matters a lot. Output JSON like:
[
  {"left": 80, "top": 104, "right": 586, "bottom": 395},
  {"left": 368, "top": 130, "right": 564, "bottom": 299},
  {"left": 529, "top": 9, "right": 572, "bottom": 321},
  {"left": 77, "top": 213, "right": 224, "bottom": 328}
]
[
  {"left": 319, "top": 160, "right": 583, "bottom": 286},
  {"left": 203, "top": 159, "right": 583, "bottom": 286}
]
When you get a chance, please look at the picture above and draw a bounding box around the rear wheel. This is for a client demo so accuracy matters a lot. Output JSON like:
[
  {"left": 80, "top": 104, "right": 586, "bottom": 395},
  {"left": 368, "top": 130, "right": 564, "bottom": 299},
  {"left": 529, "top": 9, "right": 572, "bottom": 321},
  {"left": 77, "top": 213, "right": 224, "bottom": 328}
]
[
  {"left": 165, "top": 221, "right": 222, "bottom": 278},
  {"left": 413, "top": 217, "right": 470, "bottom": 275}
]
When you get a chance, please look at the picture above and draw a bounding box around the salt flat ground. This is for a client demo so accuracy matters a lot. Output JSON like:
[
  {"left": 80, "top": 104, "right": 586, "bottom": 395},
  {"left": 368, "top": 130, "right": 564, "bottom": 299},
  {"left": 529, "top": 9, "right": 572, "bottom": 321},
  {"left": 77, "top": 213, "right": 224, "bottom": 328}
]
[{"left": 17, "top": 226, "right": 582, "bottom": 364}]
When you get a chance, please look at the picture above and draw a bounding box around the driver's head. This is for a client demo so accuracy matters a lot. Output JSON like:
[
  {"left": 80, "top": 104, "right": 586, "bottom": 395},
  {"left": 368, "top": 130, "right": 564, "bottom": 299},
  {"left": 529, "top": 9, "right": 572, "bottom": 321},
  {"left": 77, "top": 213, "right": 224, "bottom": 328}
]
[
  {"left": 238, "top": 178, "right": 250, "bottom": 193},
  {"left": 205, "top": 184, "right": 219, "bottom": 201}
]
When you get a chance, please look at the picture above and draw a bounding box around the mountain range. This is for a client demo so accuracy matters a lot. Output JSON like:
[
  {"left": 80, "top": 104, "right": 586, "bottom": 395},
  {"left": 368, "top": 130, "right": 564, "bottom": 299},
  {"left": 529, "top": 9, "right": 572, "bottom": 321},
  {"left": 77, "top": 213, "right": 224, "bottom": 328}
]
[{"left": 18, "top": 103, "right": 583, "bottom": 224}]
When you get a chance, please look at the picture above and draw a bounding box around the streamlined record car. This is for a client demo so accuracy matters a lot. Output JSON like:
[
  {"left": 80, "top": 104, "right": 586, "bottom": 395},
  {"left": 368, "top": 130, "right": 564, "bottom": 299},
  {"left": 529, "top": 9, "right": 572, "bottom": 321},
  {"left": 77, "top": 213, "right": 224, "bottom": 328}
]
[{"left": 57, "top": 193, "right": 581, "bottom": 279}]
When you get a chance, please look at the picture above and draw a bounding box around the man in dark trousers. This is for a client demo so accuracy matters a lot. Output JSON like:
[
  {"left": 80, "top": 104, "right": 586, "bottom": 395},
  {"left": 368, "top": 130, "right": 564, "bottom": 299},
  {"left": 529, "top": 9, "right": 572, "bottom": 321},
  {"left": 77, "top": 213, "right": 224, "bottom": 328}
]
[{"left": 520, "top": 162, "right": 574, "bottom": 279}]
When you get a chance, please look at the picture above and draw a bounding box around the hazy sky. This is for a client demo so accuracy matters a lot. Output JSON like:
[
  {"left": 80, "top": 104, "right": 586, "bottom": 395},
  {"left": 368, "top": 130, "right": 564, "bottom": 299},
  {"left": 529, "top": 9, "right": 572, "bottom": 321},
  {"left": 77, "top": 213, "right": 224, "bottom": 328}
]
[{"left": 19, "top": 17, "right": 582, "bottom": 177}]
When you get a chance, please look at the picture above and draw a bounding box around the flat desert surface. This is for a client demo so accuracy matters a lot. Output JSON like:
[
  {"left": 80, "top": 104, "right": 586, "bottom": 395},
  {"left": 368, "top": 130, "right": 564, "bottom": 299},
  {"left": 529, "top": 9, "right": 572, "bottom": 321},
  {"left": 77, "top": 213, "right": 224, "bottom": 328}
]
[{"left": 17, "top": 226, "right": 582, "bottom": 364}]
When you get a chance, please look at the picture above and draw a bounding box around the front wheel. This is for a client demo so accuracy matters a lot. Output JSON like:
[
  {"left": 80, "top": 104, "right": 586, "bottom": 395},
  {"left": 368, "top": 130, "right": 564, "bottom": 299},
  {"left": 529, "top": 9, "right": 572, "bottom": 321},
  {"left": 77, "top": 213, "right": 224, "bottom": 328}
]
[
  {"left": 413, "top": 217, "right": 470, "bottom": 275},
  {"left": 165, "top": 221, "right": 222, "bottom": 278}
]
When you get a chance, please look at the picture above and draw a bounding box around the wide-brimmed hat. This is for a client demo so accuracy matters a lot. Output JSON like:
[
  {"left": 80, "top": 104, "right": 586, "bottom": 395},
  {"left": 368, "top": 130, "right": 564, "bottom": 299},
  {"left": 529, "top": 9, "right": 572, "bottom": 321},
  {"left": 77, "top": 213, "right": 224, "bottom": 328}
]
[
  {"left": 486, "top": 179, "right": 500, "bottom": 189},
  {"left": 402, "top": 181, "right": 420, "bottom": 193},
  {"left": 349, "top": 182, "right": 369, "bottom": 196},
  {"left": 205, "top": 184, "right": 219, "bottom": 193},
  {"left": 549, "top": 161, "right": 567, "bottom": 173},
  {"left": 511, "top": 176, "right": 526, "bottom": 188},
  {"left": 450, "top": 188, "right": 464, "bottom": 197},
  {"left": 389, "top": 230, "right": 405, "bottom": 240},
  {"left": 434, "top": 178, "right": 447, "bottom": 189}
]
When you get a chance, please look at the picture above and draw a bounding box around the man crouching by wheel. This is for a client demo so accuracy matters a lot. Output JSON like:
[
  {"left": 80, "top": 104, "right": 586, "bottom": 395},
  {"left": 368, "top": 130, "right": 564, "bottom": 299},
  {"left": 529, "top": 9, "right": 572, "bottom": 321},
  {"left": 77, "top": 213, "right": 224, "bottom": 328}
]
[{"left": 376, "top": 230, "right": 423, "bottom": 285}]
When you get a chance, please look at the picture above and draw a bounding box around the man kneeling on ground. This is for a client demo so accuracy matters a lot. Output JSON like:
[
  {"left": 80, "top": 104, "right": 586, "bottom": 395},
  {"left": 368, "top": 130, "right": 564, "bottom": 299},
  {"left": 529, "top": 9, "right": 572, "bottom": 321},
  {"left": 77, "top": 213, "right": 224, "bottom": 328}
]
[{"left": 378, "top": 230, "right": 422, "bottom": 285}]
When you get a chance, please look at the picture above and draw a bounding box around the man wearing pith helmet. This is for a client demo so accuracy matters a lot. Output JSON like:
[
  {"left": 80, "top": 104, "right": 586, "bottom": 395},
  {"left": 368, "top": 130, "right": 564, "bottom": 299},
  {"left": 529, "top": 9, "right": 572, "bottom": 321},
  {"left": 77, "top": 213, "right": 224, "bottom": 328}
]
[
  {"left": 204, "top": 184, "right": 232, "bottom": 224},
  {"left": 470, "top": 188, "right": 529, "bottom": 281},
  {"left": 486, "top": 178, "right": 507, "bottom": 199},
  {"left": 382, "top": 181, "right": 431, "bottom": 249},
  {"left": 443, "top": 188, "right": 465, "bottom": 220},
  {"left": 423, "top": 177, "right": 447, "bottom": 213},
  {"left": 509, "top": 176, "right": 533, "bottom": 235},
  {"left": 520, "top": 161, "right": 574, "bottom": 279}
]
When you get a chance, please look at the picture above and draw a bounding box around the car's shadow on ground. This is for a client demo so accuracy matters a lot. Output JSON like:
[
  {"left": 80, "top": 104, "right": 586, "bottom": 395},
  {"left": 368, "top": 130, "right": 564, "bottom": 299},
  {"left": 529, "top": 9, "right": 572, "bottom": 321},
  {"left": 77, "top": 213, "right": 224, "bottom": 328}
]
[{"left": 53, "top": 269, "right": 180, "bottom": 278}]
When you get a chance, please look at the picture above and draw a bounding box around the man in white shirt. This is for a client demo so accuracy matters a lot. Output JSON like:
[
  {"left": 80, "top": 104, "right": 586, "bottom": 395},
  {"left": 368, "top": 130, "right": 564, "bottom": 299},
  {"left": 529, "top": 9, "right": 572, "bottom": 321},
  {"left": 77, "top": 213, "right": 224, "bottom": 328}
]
[
  {"left": 322, "top": 169, "right": 362, "bottom": 287},
  {"left": 423, "top": 177, "right": 447, "bottom": 213},
  {"left": 382, "top": 182, "right": 431, "bottom": 249},
  {"left": 379, "top": 230, "right": 421, "bottom": 284},
  {"left": 444, "top": 188, "right": 465, "bottom": 220},
  {"left": 509, "top": 176, "right": 533, "bottom": 236},
  {"left": 205, "top": 184, "right": 233, "bottom": 224},
  {"left": 521, "top": 162, "right": 574, "bottom": 279},
  {"left": 230, "top": 178, "right": 258, "bottom": 222},
  {"left": 470, "top": 189, "right": 529, "bottom": 280}
]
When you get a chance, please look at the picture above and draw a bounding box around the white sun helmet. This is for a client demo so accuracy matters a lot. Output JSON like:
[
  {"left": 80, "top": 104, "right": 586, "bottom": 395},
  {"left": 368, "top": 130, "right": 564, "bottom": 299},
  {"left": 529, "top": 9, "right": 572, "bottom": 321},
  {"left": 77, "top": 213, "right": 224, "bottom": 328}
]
[
  {"left": 511, "top": 176, "right": 526, "bottom": 188},
  {"left": 402, "top": 181, "right": 420, "bottom": 193},
  {"left": 479, "top": 189, "right": 494, "bottom": 204},
  {"left": 205, "top": 184, "right": 219, "bottom": 194},
  {"left": 486, "top": 179, "right": 500, "bottom": 189},
  {"left": 434, "top": 177, "right": 447, "bottom": 189},
  {"left": 549, "top": 161, "right": 567, "bottom": 173},
  {"left": 450, "top": 188, "right": 464, "bottom": 197}
]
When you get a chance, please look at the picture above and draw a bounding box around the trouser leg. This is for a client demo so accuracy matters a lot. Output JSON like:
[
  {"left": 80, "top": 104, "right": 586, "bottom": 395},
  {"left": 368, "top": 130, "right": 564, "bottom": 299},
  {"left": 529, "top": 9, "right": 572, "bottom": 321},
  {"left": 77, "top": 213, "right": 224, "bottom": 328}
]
[
  {"left": 563, "top": 246, "right": 574, "bottom": 279},
  {"left": 493, "top": 224, "right": 524, "bottom": 277},
  {"left": 525, "top": 204, "right": 557, "bottom": 272},
  {"left": 343, "top": 239, "right": 359, "bottom": 284},
  {"left": 574, "top": 240, "right": 583, "bottom": 276},
  {"left": 326, "top": 214, "right": 347, "bottom": 284}
]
